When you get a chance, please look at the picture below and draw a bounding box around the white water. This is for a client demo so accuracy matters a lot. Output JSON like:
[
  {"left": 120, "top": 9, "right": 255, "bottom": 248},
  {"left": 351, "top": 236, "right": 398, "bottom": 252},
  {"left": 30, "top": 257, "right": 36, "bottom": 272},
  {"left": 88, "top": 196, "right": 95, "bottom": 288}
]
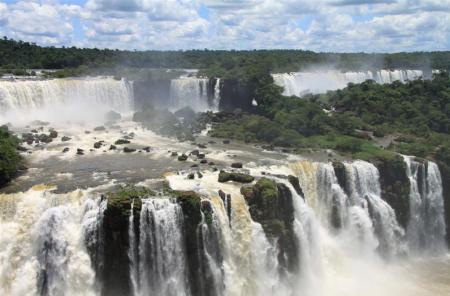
[
  {"left": 0, "top": 77, "right": 134, "bottom": 124},
  {"left": 404, "top": 156, "right": 447, "bottom": 254},
  {"left": 135, "top": 198, "right": 189, "bottom": 296},
  {"left": 0, "top": 187, "right": 100, "bottom": 296},
  {"left": 273, "top": 69, "right": 424, "bottom": 96},
  {"left": 170, "top": 77, "right": 211, "bottom": 112}
]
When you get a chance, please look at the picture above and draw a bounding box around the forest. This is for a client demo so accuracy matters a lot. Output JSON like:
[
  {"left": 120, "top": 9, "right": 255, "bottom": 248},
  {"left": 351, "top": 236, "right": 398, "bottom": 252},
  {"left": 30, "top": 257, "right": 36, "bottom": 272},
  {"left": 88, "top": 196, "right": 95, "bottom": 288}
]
[{"left": 1, "top": 37, "right": 450, "bottom": 76}]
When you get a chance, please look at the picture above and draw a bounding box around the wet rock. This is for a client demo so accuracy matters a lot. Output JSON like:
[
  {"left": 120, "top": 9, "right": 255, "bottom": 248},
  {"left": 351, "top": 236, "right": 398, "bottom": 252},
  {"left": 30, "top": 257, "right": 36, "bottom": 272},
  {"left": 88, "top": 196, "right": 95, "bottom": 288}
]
[
  {"left": 49, "top": 130, "right": 58, "bottom": 138},
  {"left": 22, "top": 133, "right": 34, "bottom": 144},
  {"left": 63, "top": 147, "right": 69, "bottom": 153},
  {"left": 197, "top": 154, "right": 205, "bottom": 159},
  {"left": 288, "top": 175, "right": 304, "bottom": 198},
  {"left": 208, "top": 162, "right": 215, "bottom": 166},
  {"left": 178, "top": 154, "right": 188, "bottom": 161},
  {"left": 223, "top": 140, "right": 230, "bottom": 144},
  {"left": 200, "top": 159, "right": 208, "bottom": 164},
  {"left": 85, "top": 130, "right": 91, "bottom": 134},
  {"left": 109, "top": 145, "right": 117, "bottom": 150},
  {"left": 208, "top": 141, "right": 216, "bottom": 144},
  {"left": 231, "top": 162, "right": 243, "bottom": 169},
  {"left": 94, "top": 126, "right": 106, "bottom": 132},
  {"left": 31, "top": 129, "right": 38, "bottom": 133},
  {"left": 197, "top": 143, "right": 207, "bottom": 149},
  {"left": 123, "top": 147, "right": 136, "bottom": 153},
  {"left": 187, "top": 173, "right": 195, "bottom": 180},
  {"left": 197, "top": 172, "right": 203, "bottom": 179},
  {"left": 190, "top": 150, "right": 200, "bottom": 156},
  {"left": 38, "top": 134, "right": 52, "bottom": 143},
  {"left": 142, "top": 146, "right": 151, "bottom": 153},
  {"left": 191, "top": 164, "right": 199, "bottom": 168},
  {"left": 244, "top": 178, "right": 298, "bottom": 272},
  {"left": 218, "top": 171, "right": 254, "bottom": 183},
  {"left": 61, "top": 136, "right": 71, "bottom": 142},
  {"left": 76, "top": 148, "right": 84, "bottom": 155},
  {"left": 94, "top": 141, "right": 103, "bottom": 149},
  {"left": 115, "top": 139, "right": 130, "bottom": 145},
  {"left": 171, "top": 152, "right": 178, "bottom": 157},
  {"left": 17, "top": 145, "right": 28, "bottom": 152}
]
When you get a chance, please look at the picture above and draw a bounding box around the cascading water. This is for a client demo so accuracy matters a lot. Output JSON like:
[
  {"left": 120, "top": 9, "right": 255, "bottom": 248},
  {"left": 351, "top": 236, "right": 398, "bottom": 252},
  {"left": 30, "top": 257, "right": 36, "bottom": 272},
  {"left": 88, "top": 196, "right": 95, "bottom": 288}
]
[
  {"left": 345, "top": 161, "right": 405, "bottom": 257},
  {"left": 134, "top": 198, "right": 189, "bottom": 296},
  {"left": 169, "top": 78, "right": 211, "bottom": 112},
  {"left": 0, "top": 77, "right": 134, "bottom": 124},
  {"left": 0, "top": 187, "right": 100, "bottom": 296},
  {"left": 272, "top": 69, "right": 424, "bottom": 96},
  {"left": 404, "top": 156, "right": 447, "bottom": 254}
]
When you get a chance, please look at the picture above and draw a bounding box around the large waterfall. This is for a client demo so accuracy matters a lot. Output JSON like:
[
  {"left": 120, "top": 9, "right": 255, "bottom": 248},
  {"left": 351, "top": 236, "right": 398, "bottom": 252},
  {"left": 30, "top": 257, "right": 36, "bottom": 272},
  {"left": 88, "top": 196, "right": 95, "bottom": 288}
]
[
  {"left": 272, "top": 69, "right": 425, "bottom": 96},
  {"left": 0, "top": 187, "right": 103, "bottom": 296},
  {"left": 0, "top": 157, "right": 448, "bottom": 295},
  {"left": 0, "top": 77, "right": 134, "bottom": 123},
  {"left": 169, "top": 77, "right": 220, "bottom": 112}
]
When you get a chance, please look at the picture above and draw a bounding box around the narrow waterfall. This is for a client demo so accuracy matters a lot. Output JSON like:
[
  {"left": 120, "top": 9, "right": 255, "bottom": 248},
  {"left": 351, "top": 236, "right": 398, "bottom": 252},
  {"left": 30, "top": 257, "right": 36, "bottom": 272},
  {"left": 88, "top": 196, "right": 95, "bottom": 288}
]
[
  {"left": 0, "top": 188, "right": 98, "bottom": 296},
  {"left": 213, "top": 78, "right": 221, "bottom": 111},
  {"left": 272, "top": 69, "right": 425, "bottom": 96},
  {"left": 404, "top": 156, "right": 447, "bottom": 254},
  {"left": 135, "top": 198, "right": 189, "bottom": 296},
  {"left": 169, "top": 78, "right": 211, "bottom": 112},
  {"left": 0, "top": 77, "right": 134, "bottom": 123}
]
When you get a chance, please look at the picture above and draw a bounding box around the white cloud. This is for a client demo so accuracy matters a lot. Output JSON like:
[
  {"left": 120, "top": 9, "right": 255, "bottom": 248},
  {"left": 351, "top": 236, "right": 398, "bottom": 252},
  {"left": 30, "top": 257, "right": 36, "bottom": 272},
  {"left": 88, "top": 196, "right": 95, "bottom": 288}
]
[{"left": 0, "top": 0, "right": 448, "bottom": 51}]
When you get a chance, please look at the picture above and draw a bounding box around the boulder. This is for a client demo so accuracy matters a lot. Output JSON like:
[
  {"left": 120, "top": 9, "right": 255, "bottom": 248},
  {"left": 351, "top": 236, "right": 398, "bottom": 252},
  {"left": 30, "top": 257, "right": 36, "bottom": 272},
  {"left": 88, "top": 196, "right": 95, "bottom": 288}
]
[
  {"left": 62, "top": 147, "right": 69, "bottom": 153},
  {"left": 61, "top": 136, "right": 71, "bottom": 142},
  {"left": 94, "top": 126, "right": 106, "bottom": 132},
  {"left": 218, "top": 171, "right": 254, "bottom": 183},
  {"left": 49, "top": 130, "right": 58, "bottom": 138},
  {"left": 77, "top": 148, "right": 84, "bottom": 155},
  {"left": 178, "top": 154, "right": 188, "bottom": 161},
  {"left": 115, "top": 139, "right": 130, "bottom": 145},
  {"left": 142, "top": 146, "right": 151, "bottom": 153},
  {"left": 200, "top": 159, "right": 208, "bottom": 164},
  {"left": 94, "top": 141, "right": 103, "bottom": 149},
  {"left": 123, "top": 147, "right": 136, "bottom": 153},
  {"left": 109, "top": 145, "right": 117, "bottom": 150},
  {"left": 231, "top": 162, "right": 243, "bottom": 169}
]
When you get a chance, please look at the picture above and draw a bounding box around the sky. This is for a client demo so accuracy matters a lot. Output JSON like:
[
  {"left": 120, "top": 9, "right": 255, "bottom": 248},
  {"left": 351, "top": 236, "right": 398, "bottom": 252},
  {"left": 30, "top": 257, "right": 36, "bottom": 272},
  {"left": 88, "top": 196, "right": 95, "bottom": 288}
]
[{"left": 0, "top": 0, "right": 449, "bottom": 52}]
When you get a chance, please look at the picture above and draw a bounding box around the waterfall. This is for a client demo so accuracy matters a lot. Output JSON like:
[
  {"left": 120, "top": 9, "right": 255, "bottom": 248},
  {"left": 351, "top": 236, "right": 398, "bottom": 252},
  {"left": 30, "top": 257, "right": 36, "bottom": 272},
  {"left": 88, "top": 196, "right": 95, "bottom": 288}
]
[
  {"left": 213, "top": 78, "right": 221, "bottom": 111},
  {"left": 0, "top": 77, "right": 134, "bottom": 124},
  {"left": 404, "top": 156, "right": 447, "bottom": 254},
  {"left": 135, "top": 198, "right": 189, "bottom": 296},
  {"left": 345, "top": 161, "right": 405, "bottom": 257},
  {"left": 272, "top": 69, "right": 424, "bottom": 96},
  {"left": 169, "top": 78, "right": 211, "bottom": 112},
  {"left": 0, "top": 188, "right": 98, "bottom": 296}
]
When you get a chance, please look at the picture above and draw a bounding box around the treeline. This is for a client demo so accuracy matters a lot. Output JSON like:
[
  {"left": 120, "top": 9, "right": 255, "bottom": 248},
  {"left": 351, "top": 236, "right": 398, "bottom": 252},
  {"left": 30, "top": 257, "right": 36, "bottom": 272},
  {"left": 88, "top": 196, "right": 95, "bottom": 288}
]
[
  {"left": 1, "top": 37, "right": 450, "bottom": 74},
  {"left": 0, "top": 126, "right": 22, "bottom": 187}
]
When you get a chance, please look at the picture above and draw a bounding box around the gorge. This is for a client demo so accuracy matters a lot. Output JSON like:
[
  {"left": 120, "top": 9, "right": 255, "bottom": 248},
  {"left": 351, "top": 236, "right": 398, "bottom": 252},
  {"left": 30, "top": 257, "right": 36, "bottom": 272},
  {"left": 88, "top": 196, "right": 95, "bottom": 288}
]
[{"left": 0, "top": 69, "right": 449, "bottom": 296}]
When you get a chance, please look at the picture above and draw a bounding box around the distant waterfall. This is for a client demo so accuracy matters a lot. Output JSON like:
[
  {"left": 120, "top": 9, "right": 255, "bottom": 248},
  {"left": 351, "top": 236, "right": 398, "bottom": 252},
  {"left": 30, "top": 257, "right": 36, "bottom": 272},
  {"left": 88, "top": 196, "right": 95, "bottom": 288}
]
[
  {"left": 0, "top": 77, "right": 134, "bottom": 124},
  {"left": 272, "top": 69, "right": 425, "bottom": 96},
  {"left": 133, "top": 198, "right": 189, "bottom": 296},
  {"left": 404, "top": 156, "right": 447, "bottom": 254},
  {"left": 169, "top": 78, "right": 211, "bottom": 112}
]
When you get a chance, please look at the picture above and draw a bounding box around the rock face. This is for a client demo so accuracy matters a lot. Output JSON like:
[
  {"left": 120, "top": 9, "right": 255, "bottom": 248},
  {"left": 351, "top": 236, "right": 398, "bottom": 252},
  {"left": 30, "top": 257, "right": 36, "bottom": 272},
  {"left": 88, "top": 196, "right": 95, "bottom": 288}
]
[
  {"left": 218, "top": 171, "right": 255, "bottom": 183},
  {"left": 375, "top": 155, "right": 411, "bottom": 229},
  {"left": 101, "top": 186, "right": 154, "bottom": 296},
  {"left": 332, "top": 161, "right": 349, "bottom": 196},
  {"left": 242, "top": 178, "right": 299, "bottom": 273}
]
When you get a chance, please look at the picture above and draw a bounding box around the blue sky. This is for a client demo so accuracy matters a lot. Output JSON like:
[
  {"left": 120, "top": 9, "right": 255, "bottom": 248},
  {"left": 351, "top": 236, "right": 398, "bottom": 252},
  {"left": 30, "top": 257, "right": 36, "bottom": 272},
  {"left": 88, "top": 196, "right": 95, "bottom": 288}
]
[{"left": 0, "top": 0, "right": 449, "bottom": 52}]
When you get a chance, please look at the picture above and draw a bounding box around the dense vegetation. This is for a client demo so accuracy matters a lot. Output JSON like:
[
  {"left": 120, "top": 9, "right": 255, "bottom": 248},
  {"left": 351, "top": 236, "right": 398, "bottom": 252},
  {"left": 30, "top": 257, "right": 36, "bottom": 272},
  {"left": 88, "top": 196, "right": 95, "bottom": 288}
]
[
  {"left": 1, "top": 37, "right": 450, "bottom": 78},
  {"left": 0, "top": 126, "right": 22, "bottom": 187},
  {"left": 207, "top": 71, "right": 450, "bottom": 167}
]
